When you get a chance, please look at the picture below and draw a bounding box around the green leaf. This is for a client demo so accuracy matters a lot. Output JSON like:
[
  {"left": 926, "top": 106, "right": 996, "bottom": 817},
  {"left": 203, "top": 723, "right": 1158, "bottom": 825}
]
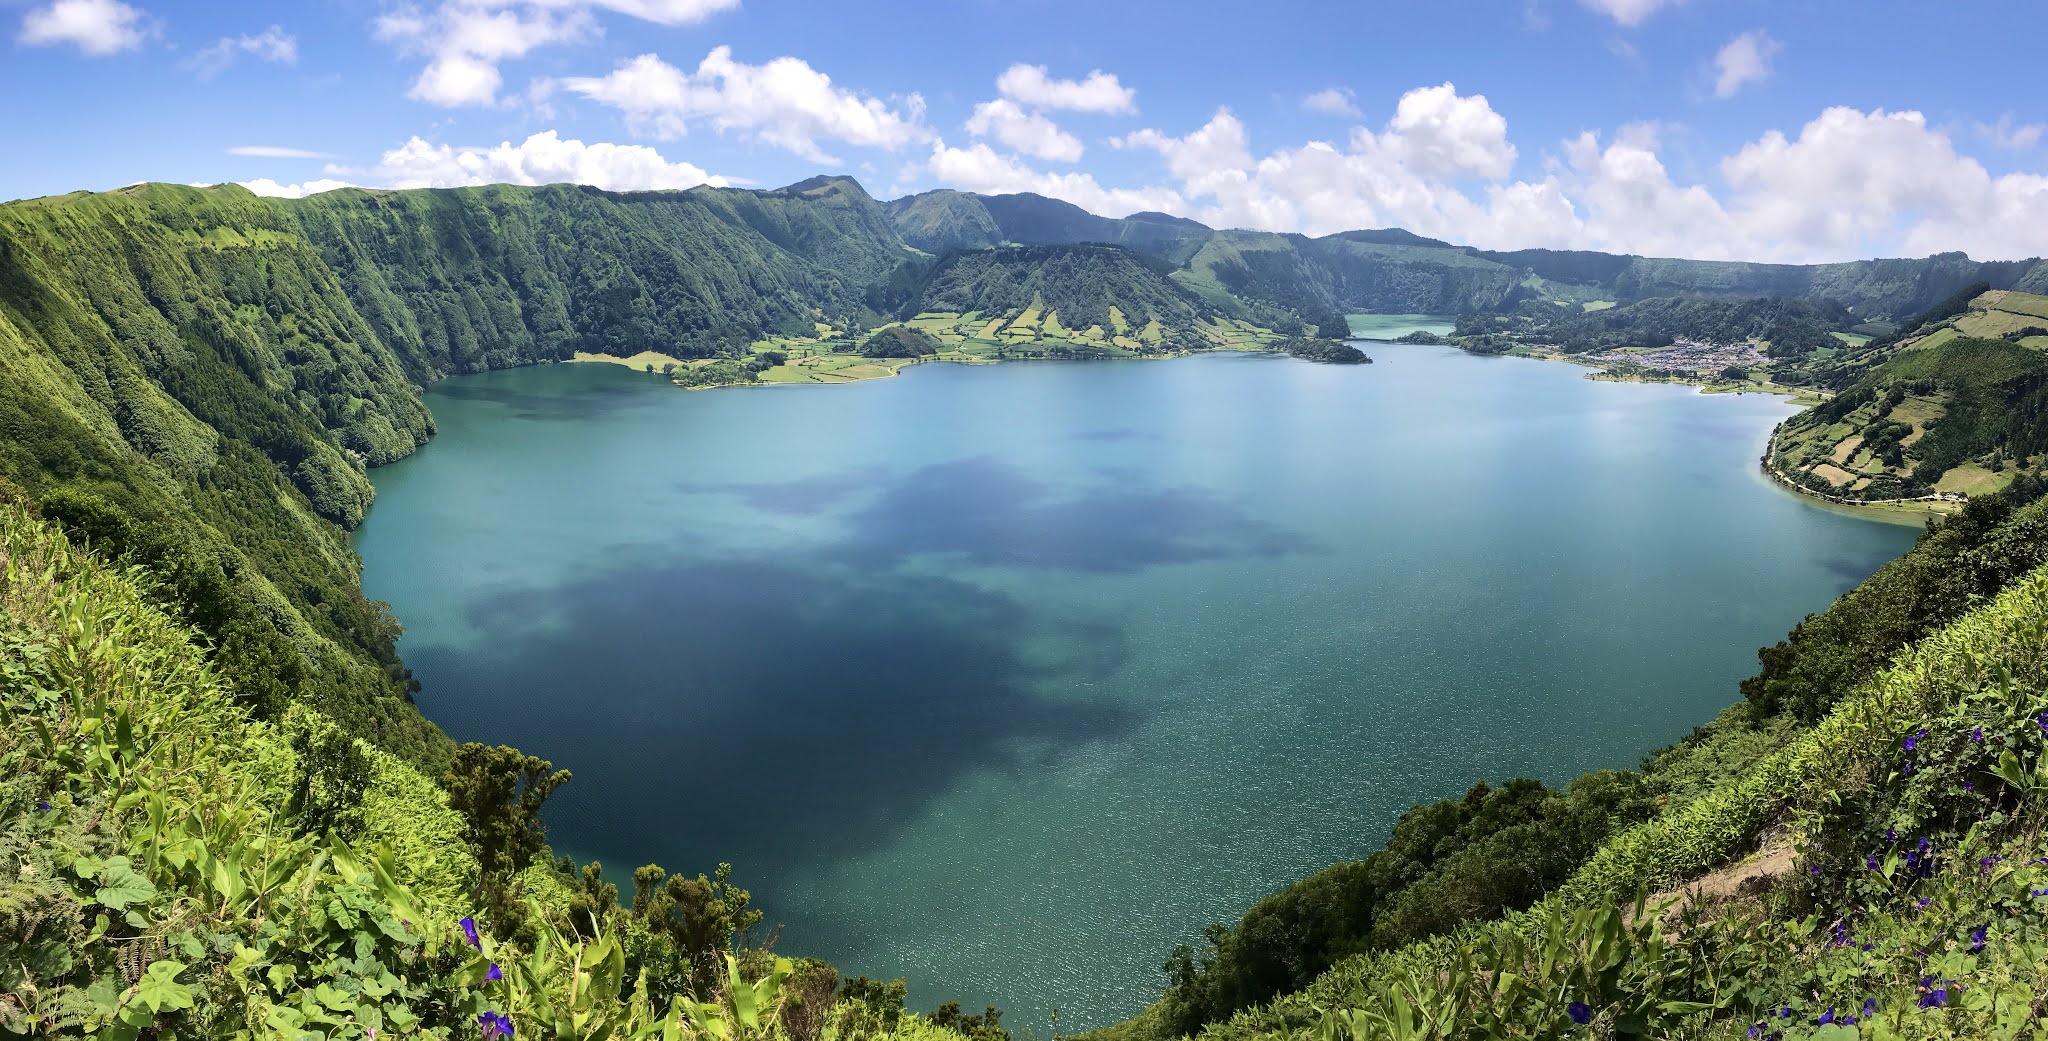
[
  {"left": 95, "top": 860, "right": 156, "bottom": 911},
  {"left": 134, "top": 960, "right": 195, "bottom": 1014},
  {"left": 315, "top": 983, "right": 356, "bottom": 1013}
]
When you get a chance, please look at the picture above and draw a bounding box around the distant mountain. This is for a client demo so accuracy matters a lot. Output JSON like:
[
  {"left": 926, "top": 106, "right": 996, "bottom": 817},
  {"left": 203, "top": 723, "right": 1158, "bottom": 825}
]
[{"left": 880, "top": 190, "right": 2048, "bottom": 322}]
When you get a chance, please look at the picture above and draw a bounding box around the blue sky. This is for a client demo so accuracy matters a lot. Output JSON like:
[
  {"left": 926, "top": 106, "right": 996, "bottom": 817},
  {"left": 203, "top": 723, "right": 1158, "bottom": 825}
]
[{"left": 6, "top": 0, "right": 2046, "bottom": 262}]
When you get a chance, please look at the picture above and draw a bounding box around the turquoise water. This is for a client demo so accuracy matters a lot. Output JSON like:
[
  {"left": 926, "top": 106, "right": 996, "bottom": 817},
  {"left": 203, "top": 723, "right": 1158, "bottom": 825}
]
[{"left": 355, "top": 342, "right": 1916, "bottom": 1028}]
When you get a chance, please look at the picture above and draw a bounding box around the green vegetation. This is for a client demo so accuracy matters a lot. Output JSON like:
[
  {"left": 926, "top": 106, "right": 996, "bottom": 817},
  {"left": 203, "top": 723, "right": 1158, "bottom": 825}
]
[
  {"left": 1277, "top": 338, "right": 1371, "bottom": 365},
  {"left": 856, "top": 326, "right": 942, "bottom": 358},
  {"left": 885, "top": 192, "right": 2047, "bottom": 323},
  {"left": 1099, "top": 477, "right": 2048, "bottom": 1041},
  {"left": 1450, "top": 296, "right": 1853, "bottom": 358},
  {"left": 0, "top": 500, "right": 1005, "bottom": 1041},
  {"left": 13, "top": 174, "right": 2048, "bottom": 1041}
]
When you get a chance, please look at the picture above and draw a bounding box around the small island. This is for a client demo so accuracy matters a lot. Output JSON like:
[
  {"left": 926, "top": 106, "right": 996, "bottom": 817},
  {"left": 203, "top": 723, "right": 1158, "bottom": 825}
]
[{"left": 1279, "top": 336, "right": 1373, "bottom": 364}]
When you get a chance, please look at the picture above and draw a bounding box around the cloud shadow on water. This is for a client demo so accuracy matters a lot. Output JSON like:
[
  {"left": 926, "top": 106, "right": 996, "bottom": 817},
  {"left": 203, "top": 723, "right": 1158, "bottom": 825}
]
[
  {"left": 833, "top": 457, "right": 1319, "bottom": 573},
  {"left": 406, "top": 550, "right": 1139, "bottom": 893}
]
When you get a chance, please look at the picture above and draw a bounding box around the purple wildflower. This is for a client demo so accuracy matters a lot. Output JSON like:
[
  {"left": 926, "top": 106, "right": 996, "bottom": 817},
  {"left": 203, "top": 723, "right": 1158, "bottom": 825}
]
[
  {"left": 1862, "top": 943, "right": 1874, "bottom": 951},
  {"left": 1963, "top": 781, "right": 1976, "bottom": 791},
  {"left": 1748, "top": 1025, "right": 1761, "bottom": 1039},
  {"left": 1886, "top": 828, "right": 1897, "bottom": 844},
  {"left": 1918, "top": 897, "right": 1932, "bottom": 908},
  {"left": 1818, "top": 1007, "right": 1835, "bottom": 1025},
  {"left": 1918, "top": 978, "right": 1950, "bottom": 1009},
  {"left": 487, "top": 962, "right": 502, "bottom": 981},
  {"left": 1567, "top": 1001, "right": 1591, "bottom": 1025},
  {"left": 479, "top": 1013, "right": 504, "bottom": 1040},
  {"left": 1779, "top": 1007, "right": 1793, "bottom": 1018},
  {"left": 1904, "top": 761, "right": 1914, "bottom": 775},
  {"left": 1972, "top": 725, "right": 1983, "bottom": 743},
  {"left": 36, "top": 800, "right": 51, "bottom": 813},
  {"left": 1971, "top": 924, "right": 1987, "bottom": 952},
  {"left": 1863, "top": 998, "right": 1876, "bottom": 1018},
  {"left": 461, "top": 917, "right": 481, "bottom": 949},
  {"left": 1866, "top": 855, "right": 1880, "bottom": 871}
]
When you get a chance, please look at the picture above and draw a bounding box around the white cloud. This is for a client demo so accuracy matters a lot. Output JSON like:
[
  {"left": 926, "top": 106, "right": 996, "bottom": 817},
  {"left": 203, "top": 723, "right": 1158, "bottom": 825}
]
[
  {"left": 1080, "top": 84, "right": 2048, "bottom": 263},
  {"left": 187, "top": 25, "right": 296, "bottom": 79},
  {"left": 18, "top": 0, "right": 149, "bottom": 55},
  {"left": 964, "top": 99, "right": 1082, "bottom": 162},
  {"left": 560, "top": 48, "right": 929, "bottom": 164},
  {"left": 994, "top": 64, "right": 1135, "bottom": 114},
  {"left": 1712, "top": 30, "right": 1780, "bottom": 99},
  {"left": 1579, "top": 0, "right": 1681, "bottom": 26},
  {"left": 1978, "top": 114, "right": 2045, "bottom": 152},
  {"left": 241, "top": 130, "right": 735, "bottom": 197},
  {"left": 241, "top": 177, "right": 360, "bottom": 199},
  {"left": 228, "top": 145, "right": 335, "bottom": 159},
  {"left": 925, "top": 141, "right": 1181, "bottom": 216},
  {"left": 376, "top": 0, "right": 739, "bottom": 108},
  {"left": 1302, "top": 88, "right": 1360, "bottom": 118}
]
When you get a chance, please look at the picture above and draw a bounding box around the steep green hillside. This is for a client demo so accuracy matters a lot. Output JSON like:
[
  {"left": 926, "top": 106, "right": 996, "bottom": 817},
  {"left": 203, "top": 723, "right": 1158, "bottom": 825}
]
[
  {"left": 0, "top": 184, "right": 444, "bottom": 763},
  {"left": 290, "top": 177, "right": 907, "bottom": 371},
  {"left": 0, "top": 177, "right": 927, "bottom": 770},
  {"left": 0, "top": 499, "right": 989, "bottom": 1041},
  {"left": 1769, "top": 290, "right": 2048, "bottom": 503},
  {"left": 883, "top": 190, "right": 1005, "bottom": 253},
  {"left": 1091, "top": 477, "right": 2048, "bottom": 1041}
]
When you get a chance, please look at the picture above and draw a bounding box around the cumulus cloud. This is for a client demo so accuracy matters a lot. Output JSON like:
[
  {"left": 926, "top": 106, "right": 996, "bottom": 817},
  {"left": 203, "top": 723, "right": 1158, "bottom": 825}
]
[
  {"left": 228, "top": 145, "right": 335, "bottom": 159},
  {"left": 240, "top": 177, "right": 360, "bottom": 199},
  {"left": 18, "top": 0, "right": 149, "bottom": 55},
  {"left": 1712, "top": 30, "right": 1780, "bottom": 99},
  {"left": 1302, "top": 88, "right": 1360, "bottom": 118},
  {"left": 376, "top": 0, "right": 739, "bottom": 107},
  {"left": 559, "top": 47, "right": 929, "bottom": 164},
  {"left": 187, "top": 25, "right": 296, "bottom": 78},
  {"left": 949, "top": 80, "right": 2046, "bottom": 264},
  {"left": 1579, "top": 0, "right": 1681, "bottom": 26},
  {"left": 240, "top": 130, "right": 734, "bottom": 198},
  {"left": 925, "top": 141, "right": 1181, "bottom": 216},
  {"left": 994, "top": 64, "right": 1136, "bottom": 114},
  {"left": 964, "top": 99, "right": 1082, "bottom": 162}
]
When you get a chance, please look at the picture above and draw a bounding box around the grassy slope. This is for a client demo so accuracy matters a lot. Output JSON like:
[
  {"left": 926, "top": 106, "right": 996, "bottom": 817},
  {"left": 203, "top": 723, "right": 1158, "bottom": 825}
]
[
  {"left": 1087, "top": 484, "right": 2048, "bottom": 1041},
  {"left": 1104, "top": 561, "right": 2048, "bottom": 1041},
  {"left": 0, "top": 501, "right": 982, "bottom": 1041},
  {"left": 1769, "top": 292, "right": 2048, "bottom": 503},
  {"left": 0, "top": 178, "right": 919, "bottom": 767}
]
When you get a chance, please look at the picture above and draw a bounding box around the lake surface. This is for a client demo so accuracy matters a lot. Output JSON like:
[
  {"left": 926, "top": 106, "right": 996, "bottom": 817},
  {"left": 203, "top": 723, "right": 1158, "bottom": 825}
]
[{"left": 356, "top": 341, "right": 1916, "bottom": 1028}]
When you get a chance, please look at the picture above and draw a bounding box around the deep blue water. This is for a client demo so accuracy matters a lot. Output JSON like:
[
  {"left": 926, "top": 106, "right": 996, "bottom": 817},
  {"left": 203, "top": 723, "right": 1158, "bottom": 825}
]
[{"left": 356, "top": 340, "right": 1916, "bottom": 1028}]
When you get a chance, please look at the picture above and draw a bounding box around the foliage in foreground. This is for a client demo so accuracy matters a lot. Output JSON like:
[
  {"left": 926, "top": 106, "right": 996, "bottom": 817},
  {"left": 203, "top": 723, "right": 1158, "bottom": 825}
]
[
  {"left": 1132, "top": 479, "right": 2048, "bottom": 1039},
  {"left": 0, "top": 503, "right": 982, "bottom": 1041},
  {"left": 1212, "top": 557, "right": 2048, "bottom": 1041}
]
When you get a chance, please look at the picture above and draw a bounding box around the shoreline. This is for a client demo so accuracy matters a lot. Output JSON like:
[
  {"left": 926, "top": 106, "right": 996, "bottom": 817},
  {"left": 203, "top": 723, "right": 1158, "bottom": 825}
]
[
  {"left": 1421, "top": 339, "right": 1955, "bottom": 527},
  {"left": 569, "top": 343, "right": 1300, "bottom": 390},
  {"left": 1756, "top": 427, "right": 1960, "bottom": 526}
]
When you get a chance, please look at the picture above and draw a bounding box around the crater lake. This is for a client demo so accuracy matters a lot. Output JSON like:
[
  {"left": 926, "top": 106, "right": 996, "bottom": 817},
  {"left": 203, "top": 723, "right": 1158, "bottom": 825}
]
[{"left": 354, "top": 340, "right": 1917, "bottom": 1028}]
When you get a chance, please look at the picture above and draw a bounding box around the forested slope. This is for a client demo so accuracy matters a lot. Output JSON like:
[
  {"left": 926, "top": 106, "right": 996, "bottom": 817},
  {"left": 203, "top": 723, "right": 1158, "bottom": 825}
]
[
  {"left": 0, "top": 500, "right": 986, "bottom": 1041},
  {"left": 885, "top": 190, "right": 2048, "bottom": 321},
  {"left": 0, "top": 177, "right": 923, "bottom": 770},
  {"left": 1091, "top": 477, "right": 2048, "bottom": 1041}
]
